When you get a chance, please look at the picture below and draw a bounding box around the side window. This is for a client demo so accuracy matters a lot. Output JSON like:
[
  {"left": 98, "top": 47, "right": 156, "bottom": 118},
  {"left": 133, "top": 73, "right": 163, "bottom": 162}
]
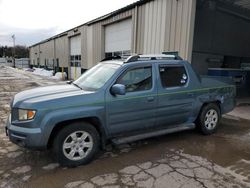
[
  {"left": 117, "top": 67, "right": 152, "bottom": 92},
  {"left": 159, "top": 65, "right": 188, "bottom": 88}
]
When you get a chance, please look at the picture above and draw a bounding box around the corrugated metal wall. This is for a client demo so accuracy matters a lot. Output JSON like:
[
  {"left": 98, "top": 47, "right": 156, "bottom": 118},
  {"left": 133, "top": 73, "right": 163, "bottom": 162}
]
[
  {"left": 39, "top": 40, "right": 54, "bottom": 66},
  {"left": 135, "top": 0, "right": 196, "bottom": 61},
  {"left": 86, "top": 0, "right": 196, "bottom": 65},
  {"left": 29, "top": 0, "right": 197, "bottom": 73},
  {"left": 55, "top": 35, "right": 68, "bottom": 67},
  {"left": 85, "top": 9, "right": 133, "bottom": 68},
  {"left": 29, "top": 47, "right": 37, "bottom": 65}
]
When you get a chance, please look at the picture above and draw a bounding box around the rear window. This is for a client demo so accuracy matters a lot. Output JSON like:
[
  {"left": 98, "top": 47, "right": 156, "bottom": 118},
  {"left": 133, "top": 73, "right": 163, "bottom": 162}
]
[{"left": 159, "top": 65, "right": 188, "bottom": 88}]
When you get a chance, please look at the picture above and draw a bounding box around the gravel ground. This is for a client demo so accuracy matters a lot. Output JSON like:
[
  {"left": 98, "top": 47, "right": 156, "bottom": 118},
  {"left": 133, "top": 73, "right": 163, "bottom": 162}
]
[{"left": 0, "top": 66, "right": 250, "bottom": 188}]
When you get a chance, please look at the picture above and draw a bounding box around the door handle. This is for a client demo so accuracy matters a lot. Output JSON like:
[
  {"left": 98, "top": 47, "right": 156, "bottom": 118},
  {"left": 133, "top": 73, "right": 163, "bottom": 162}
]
[{"left": 147, "top": 96, "right": 155, "bottom": 102}]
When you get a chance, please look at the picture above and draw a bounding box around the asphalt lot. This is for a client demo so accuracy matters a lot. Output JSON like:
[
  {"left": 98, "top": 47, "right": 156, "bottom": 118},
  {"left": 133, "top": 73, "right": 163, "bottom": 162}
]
[{"left": 0, "top": 66, "right": 250, "bottom": 188}]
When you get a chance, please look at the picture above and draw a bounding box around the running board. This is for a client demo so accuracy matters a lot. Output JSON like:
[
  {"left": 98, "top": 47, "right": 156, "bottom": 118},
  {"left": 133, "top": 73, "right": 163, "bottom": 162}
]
[{"left": 112, "top": 123, "right": 195, "bottom": 145}]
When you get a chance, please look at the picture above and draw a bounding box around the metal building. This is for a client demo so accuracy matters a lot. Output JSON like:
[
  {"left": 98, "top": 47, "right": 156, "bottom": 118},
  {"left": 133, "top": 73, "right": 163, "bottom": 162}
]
[{"left": 29, "top": 0, "right": 250, "bottom": 87}]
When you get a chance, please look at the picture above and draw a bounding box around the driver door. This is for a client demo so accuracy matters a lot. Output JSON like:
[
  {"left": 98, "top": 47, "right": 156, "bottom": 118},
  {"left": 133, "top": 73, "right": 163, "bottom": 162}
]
[{"left": 105, "top": 65, "right": 157, "bottom": 137}]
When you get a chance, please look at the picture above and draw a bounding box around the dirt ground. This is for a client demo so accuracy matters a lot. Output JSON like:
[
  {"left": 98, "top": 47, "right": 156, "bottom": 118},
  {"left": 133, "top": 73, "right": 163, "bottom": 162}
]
[{"left": 0, "top": 66, "right": 250, "bottom": 188}]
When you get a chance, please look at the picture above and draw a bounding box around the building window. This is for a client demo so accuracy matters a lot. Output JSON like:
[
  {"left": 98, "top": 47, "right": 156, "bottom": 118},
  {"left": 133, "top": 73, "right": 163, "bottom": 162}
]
[
  {"left": 105, "top": 53, "right": 112, "bottom": 58},
  {"left": 117, "top": 66, "right": 152, "bottom": 92},
  {"left": 105, "top": 50, "right": 131, "bottom": 59},
  {"left": 159, "top": 65, "right": 188, "bottom": 88},
  {"left": 70, "top": 55, "right": 81, "bottom": 67}
]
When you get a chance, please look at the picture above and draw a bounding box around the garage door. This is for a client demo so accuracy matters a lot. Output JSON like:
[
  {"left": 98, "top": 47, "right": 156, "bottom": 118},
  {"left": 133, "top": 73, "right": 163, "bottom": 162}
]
[
  {"left": 70, "top": 35, "right": 81, "bottom": 80},
  {"left": 105, "top": 19, "right": 132, "bottom": 58}
]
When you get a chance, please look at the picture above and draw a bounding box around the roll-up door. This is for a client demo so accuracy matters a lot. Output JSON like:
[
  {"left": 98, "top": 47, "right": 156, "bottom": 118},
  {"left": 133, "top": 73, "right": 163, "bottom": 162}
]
[{"left": 105, "top": 19, "right": 132, "bottom": 58}]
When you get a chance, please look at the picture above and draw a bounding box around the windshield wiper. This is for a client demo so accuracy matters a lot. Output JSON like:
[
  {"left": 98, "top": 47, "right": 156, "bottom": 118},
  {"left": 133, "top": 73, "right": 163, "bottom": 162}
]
[{"left": 72, "top": 82, "right": 82, "bottom": 90}]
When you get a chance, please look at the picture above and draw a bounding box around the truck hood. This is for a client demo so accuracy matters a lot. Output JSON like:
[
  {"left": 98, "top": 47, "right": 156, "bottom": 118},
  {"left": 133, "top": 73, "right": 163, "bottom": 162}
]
[{"left": 13, "top": 84, "right": 94, "bottom": 108}]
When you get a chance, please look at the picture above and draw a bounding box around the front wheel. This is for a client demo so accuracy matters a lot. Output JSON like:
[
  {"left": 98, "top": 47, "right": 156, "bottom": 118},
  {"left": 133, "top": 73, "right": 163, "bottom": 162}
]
[
  {"left": 53, "top": 122, "right": 100, "bottom": 167},
  {"left": 197, "top": 103, "right": 221, "bottom": 135}
]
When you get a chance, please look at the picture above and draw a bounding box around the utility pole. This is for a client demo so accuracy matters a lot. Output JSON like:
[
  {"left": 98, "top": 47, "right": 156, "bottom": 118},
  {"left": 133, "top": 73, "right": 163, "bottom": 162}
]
[{"left": 12, "top": 34, "right": 15, "bottom": 68}]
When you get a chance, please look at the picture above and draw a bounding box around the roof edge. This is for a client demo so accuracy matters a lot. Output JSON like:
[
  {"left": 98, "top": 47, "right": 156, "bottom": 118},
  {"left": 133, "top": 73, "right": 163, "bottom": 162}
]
[
  {"left": 29, "top": 0, "right": 153, "bottom": 48},
  {"left": 86, "top": 0, "right": 153, "bottom": 25}
]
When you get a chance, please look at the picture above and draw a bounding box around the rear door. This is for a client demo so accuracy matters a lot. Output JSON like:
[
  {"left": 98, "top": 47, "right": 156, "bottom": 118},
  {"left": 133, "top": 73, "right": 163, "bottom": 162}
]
[{"left": 156, "top": 63, "right": 195, "bottom": 127}]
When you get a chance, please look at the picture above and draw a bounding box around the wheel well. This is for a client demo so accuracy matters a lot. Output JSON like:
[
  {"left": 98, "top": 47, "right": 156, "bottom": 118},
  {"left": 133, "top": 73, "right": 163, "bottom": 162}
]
[
  {"left": 47, "top": 117, "right": 104, "bottom": 149},
  {"left": 202, "top": 101, "right": 221, "bottom": 112},
  {"left": 196, "top": 101, "right": 221, "bottom": 121}
]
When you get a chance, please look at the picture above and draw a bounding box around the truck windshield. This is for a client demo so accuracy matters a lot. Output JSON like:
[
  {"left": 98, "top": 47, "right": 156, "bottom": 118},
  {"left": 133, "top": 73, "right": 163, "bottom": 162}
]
[{"left": 73, "top": 63, "right": 120, "bottom": 91}]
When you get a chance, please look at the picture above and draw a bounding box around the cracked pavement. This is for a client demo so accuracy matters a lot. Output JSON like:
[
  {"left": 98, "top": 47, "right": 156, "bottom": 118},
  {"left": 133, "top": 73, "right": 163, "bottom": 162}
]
[
  {"left": 63, "top": 149, "right": 248, "bottom": 188},
  {"left": 0, "top": 66, "right": 250, "bottom": 188}
]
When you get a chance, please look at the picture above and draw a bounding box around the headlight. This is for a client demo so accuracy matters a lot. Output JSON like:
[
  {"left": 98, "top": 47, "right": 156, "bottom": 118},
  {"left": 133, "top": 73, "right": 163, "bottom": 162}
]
[{"left": 18, "top": 109, "right": 36, "bottom": 121}]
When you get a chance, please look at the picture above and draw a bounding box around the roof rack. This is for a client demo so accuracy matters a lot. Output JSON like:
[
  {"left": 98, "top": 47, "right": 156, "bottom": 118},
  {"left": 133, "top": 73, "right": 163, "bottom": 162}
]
[{"left": 125, "top": 52, "right": 183, "bottom": 63}]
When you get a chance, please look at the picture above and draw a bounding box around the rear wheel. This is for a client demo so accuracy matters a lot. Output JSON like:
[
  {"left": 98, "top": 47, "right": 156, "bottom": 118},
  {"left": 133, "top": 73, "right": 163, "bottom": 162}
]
[
  {"left": 53, "top": 122, "right": 100, "bottom": 167},
  {"left": 197, "top": 103, "right": 220, "bottom": 135}
]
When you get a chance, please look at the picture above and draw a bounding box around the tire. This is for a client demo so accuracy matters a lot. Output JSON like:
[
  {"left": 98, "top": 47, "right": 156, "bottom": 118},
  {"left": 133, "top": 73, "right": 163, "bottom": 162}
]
[
  {"left": 197, "top": 103, "right": 221, "bottom": 135},
  {"left": 53, "top": 122, "right": 100, "bottom": 167}
]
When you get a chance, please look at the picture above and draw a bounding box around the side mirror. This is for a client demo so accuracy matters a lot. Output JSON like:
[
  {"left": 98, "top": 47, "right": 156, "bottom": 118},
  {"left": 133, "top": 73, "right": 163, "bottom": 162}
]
[
  {"left": 111, "top": 84, "right": 126, "bottom": 95},
  {"left": 66, "top": 80, "right": 73, "bottom": 84}
]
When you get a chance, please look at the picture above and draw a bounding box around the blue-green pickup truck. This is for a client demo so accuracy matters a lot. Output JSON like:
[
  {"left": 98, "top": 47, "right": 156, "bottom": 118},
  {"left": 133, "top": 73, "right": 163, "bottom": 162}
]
[{"left": 6, "top": 54, "right": 236, "bottom": 167}]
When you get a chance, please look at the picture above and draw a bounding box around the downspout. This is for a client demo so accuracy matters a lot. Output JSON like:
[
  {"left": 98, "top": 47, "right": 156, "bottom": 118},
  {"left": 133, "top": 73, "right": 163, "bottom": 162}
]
[
  {"left": 186, "top": 0, "right": 197, "bottom": 62},
  {"left": 133, "top": 5, "right": 138, "bottom": 54},
  {"left": 53, "top": 39, "right": 56, "bottom": 73}
]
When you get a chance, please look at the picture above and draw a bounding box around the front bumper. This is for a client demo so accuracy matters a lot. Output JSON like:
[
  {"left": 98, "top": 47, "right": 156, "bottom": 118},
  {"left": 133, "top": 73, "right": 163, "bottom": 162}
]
[{"left": 6, "top": 115, "right": 47, "bottom": 150}]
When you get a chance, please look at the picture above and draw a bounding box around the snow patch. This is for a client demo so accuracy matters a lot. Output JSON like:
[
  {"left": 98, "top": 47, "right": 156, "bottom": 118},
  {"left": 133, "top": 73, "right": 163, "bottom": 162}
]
[
  {"left": 24, "top": 68, "right": 67, "bottom": 80},
  {"left": 32, "top": 68, "right": 53, "bottom": 77},
  {"left": 52, "top": 72, "right": 67, "bottom": 80}
]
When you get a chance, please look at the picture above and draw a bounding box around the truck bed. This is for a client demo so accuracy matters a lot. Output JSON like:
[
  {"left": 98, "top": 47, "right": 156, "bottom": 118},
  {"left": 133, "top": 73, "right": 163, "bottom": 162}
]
[{"left": 200, "top": 75, "right": 234, "bottom": 88}]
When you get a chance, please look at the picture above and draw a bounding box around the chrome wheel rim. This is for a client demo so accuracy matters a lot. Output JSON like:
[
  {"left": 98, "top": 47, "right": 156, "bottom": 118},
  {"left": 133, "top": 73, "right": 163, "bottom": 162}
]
[
  {"left": 63, "top": 131, "right": 93, "bottom": 161},
  {"left": 204, "top": 109, "right": 218, "bottom": 130}
]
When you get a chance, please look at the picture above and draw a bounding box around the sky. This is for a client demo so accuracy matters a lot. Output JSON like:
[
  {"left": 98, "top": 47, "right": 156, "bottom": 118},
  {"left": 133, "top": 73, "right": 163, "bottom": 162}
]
[{"left": 0, "top": 0, "right": 138, "bottom": 47}]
